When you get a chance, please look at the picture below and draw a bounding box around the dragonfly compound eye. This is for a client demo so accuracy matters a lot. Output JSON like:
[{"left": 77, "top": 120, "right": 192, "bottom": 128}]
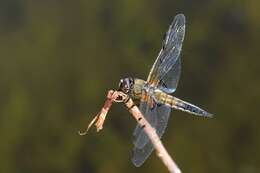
[{"left": 118, "top": 78, "right": 133, "bottom": 93}]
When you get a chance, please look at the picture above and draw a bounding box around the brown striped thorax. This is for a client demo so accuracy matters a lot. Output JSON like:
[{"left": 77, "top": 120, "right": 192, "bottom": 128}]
[{"left": 119, "top": 77, "right": 167, "bottom": 103}]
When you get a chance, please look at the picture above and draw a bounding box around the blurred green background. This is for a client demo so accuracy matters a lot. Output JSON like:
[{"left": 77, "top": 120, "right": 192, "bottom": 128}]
[{"left": 0, "top": 0, "right": 259, "bottom": 173}]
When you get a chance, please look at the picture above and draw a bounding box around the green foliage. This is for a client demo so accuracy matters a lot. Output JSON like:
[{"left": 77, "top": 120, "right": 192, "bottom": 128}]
[{"left": 0, "top": 0, "right": 259, "bottom": 172}]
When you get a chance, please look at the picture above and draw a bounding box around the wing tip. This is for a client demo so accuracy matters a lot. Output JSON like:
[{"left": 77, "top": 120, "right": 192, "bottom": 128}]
[
  {"left": 204, "top": 112, "right": 214, "bottom": 118},
  {"left": 176, "top": 13, "right": 185, "bottom": 18},
  {"left": 175, "top": 13, "right": 186, "bottom": 22},
  {"left": 132, "top": 161, "right": 143, "bottom": 167},
  {"left": 131, "top": 152, "right": 145, "bottom": 167}
]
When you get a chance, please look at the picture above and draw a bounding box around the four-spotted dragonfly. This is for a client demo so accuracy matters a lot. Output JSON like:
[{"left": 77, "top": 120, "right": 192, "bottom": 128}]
[{"left": 118, "top": 14, "right": 212, "bottom": 167}]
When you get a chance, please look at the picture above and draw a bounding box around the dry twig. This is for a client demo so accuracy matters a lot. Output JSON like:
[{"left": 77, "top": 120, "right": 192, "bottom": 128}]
[{"left": 79, "top": 90, "right": 181, "bottom": 173}]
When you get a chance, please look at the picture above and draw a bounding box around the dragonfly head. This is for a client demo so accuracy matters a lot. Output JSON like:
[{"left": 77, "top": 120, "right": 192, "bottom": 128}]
[{"left": 118, "top": 78, "right": 134, "bottom": 94}]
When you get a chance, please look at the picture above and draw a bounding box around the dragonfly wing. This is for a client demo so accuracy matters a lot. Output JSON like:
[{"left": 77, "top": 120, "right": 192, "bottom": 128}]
[
  {"left": 159, "top": 56, "right": 181, "bottom": 93},
  {"left": 131, "top": 13, "right": 185, "bottom": 166},
  {"left": 132, "top": 104, "right": 171, "bottom": 167},
  {"left": 133, "top": 95, "right": 157, "bottom": 149},
  {"left": 147, "top": 13, "right": 185, "bottom": 93},
  {"left": 131, "top": 138, "right": 154, "bottom": 167}
]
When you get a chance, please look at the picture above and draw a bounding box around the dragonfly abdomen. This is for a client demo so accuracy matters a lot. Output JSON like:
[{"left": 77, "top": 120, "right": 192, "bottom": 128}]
[
  {"left": 155, "top": 90, "right": 212, "bottom": 118},
  {"left": 154, "top": 90, "right": 176, "bottom": 107},
  {"left": 172, "top": 97, "right": 212, "bottom": 117}
]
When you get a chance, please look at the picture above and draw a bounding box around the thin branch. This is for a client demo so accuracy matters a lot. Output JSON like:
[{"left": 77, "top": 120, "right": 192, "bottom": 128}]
[
  {"left": 79, "top": 90, "right": 181, "bottom": 173},
  {"left": 119, "top": 91, "right": 181, "bottom": 173}
]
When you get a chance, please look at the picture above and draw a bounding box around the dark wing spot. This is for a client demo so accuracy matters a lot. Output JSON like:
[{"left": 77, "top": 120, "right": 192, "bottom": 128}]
[{"left": 161, "top": 81, "right": 167, "bottom": 88}]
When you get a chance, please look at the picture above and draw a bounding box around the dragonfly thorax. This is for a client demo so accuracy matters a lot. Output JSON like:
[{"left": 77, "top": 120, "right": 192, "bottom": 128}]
[{"left": 143, "top": 83, "right": 156, "bottom": 97}]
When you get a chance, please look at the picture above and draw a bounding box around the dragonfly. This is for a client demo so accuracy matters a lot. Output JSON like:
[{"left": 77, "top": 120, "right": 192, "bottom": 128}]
[{"left": 118, "top": 14, "right": 213, "bottom": 167}]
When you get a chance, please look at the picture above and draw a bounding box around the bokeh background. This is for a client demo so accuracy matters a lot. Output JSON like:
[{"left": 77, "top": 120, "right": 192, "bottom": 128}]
[{"left": 0, "top": 0, "right": 259, "bottom": 173}]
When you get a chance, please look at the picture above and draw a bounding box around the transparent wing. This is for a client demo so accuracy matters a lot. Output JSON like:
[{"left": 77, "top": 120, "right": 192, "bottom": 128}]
[
  {"left": 131, "top": 13, "right": 186, "bottom": 167},
  {"left": 132, "top": 103, "right": 171, "bottom": 167},
  {"left": 159, "top": 57, "right": 181, "bottom": 93},
  {"left": 133, "top": 98, "right": 157, "bottom": 149},
  {"left": 133, "top": 14, "right": 185, "bottom": 146},
  {"left": 147, "top": 13, "right": 185, "bottom": 93}
]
